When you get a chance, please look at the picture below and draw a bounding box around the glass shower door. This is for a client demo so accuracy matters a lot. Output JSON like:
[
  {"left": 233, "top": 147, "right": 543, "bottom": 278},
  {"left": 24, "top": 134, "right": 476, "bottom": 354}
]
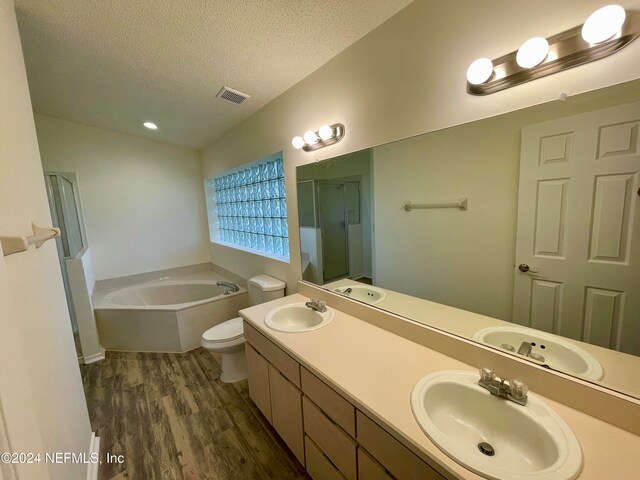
[
  {"left": 318, "top": 181, "right": 348, "bottom": 282},
  {"left": 47, "top": 174, "right": 84, "bottom": 257},
  {"left": 45, "top": 173, "right": 86, "bottom": 358}
]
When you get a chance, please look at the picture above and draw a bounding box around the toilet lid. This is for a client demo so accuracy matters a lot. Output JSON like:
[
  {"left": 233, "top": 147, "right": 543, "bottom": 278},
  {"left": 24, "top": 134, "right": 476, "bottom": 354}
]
[{"left": 203, "top": 317, "right": 244, "bottom": 342}]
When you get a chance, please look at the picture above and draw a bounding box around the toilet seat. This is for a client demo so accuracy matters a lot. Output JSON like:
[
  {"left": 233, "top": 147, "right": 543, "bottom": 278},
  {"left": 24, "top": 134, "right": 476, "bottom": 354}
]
[{"left": 202, "top": 317, "right": 244, "bottom": 345}]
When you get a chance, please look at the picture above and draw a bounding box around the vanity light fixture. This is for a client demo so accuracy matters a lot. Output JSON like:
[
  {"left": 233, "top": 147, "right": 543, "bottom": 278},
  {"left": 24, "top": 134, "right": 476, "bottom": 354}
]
[
  {"left": 318, "top": 124, "right": 334, "bottom": 141},
  {"left": 291, "top": 136, "right": 305, "bottom": 149},
  {"left": 467, "top": 5, "right": 639, "bottom": 95},
  {"left": 466, "top": 58, "right": 494, "bottom": 85},
  {"left": 516, "top": 37, "right": 550, "bottom": 68},
  {"left": 303, "top": 130, "right": 319, "bottom": 145},
  {"left": 291, "top": 123, "right": 346, "bottom": 152},
  {"left": 143, "top": 121, "right": 158, "bottom": 130},
  {"left": 582, "top": 5, "right": 627, "bottom": 44}
]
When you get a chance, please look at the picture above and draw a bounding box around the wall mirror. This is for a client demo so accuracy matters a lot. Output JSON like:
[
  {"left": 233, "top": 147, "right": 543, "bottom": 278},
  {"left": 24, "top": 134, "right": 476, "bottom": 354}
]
[{"left": 296, "top": 78, "right": 640, "bottom": 399}]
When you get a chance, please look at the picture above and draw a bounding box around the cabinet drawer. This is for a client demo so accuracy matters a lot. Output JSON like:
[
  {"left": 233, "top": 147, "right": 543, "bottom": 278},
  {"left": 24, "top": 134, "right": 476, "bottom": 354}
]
[
  {"left": 243, "top": 321, "right": 300, "bottom": 386},
  {"left": 358, "top": 448, "right": 393, "bottom": 480},
  {"left": 303, "top": 397, "right": 357, "bottom": 480},
  {"left": 356, "top": 411, "right": 445, "bottom": 480},
  {"left": 301, "top": 367, "right": 355, "bottom": 437},
  {"left": 305, "top": 436, "right": 345, "bottom": 480}
]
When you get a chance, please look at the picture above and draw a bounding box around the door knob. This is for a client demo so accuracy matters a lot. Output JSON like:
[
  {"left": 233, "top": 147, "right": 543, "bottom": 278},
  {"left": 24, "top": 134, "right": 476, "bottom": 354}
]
[{"left": 518, "top": 264, "right": 539, "bottom": 273}]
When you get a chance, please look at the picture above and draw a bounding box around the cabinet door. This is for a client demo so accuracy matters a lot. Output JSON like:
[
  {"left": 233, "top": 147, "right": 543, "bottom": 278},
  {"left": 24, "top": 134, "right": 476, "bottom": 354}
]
[
  {"left": 269, "top": 364, "right": 305, "bottom": 465},
  {"left": 246, "top": 343, "right": 271, "bottom": 422}
]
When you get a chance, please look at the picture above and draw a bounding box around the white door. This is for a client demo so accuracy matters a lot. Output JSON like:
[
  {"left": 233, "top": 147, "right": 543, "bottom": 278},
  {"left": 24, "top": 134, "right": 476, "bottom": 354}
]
[
  {"left": 0, "top": 259, "right": 20, "bottom": 480},
  {"left": 0, "top": 1, "right": 92, "bottom": 478},
  {"left": 513, "top": 102, "right": 640, "bottom": 355}
]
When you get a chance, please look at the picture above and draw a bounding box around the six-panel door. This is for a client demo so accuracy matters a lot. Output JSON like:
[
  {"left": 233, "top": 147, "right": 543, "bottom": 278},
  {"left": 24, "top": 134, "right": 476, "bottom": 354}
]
[{"left": 514, "top": 101, "right": 640, "bottom": 355}]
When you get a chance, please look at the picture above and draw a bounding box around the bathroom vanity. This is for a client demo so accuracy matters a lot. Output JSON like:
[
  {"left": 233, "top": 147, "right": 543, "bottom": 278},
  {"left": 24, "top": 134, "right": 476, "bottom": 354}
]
[
  {"left": 240, "top": 288, "right": 640, "bottom": 480},
  {"left": 243, "top": 312, "right": 444, "bottom": 479}
]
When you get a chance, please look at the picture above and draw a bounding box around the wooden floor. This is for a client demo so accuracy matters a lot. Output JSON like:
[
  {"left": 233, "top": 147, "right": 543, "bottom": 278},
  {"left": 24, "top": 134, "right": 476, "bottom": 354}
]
[{"left": 81, "top": 349, "right": 309, "bottom": 480}]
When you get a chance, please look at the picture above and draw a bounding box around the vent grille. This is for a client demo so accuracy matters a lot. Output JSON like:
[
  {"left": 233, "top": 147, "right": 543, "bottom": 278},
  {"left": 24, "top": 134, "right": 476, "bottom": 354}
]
[{"left": 216, "top": 86, "right": 250, "bottom": 105}]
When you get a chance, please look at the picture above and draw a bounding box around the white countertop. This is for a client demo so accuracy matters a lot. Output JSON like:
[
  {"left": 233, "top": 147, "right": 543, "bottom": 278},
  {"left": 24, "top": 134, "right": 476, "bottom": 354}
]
[
  {"left": 325, "top": 279, "right": 640, "bottom": 398},
  {"left": 241, "top": 293, "right": 640, "bottom": 480}
]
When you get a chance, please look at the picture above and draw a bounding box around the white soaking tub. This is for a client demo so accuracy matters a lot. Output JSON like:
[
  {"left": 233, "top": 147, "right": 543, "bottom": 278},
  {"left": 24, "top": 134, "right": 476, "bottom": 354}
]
[{"left": 94, "top": 274, "right": 248, "bottom": 353}]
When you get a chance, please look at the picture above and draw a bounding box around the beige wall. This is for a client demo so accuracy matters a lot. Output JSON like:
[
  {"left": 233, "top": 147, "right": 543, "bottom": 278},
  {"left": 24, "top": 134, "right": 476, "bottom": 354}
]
[
  {"left": 373, "top": 79, "right": 640, "bottom": 321},
  {"left": 200, "top": 0, "right": 640, "bottom": 292},
  {"left": 35, "top": 114, "right": 210, "bottom": 281},
  {"left": 0, "top": 1, "right": 91, "bottom": 478}
]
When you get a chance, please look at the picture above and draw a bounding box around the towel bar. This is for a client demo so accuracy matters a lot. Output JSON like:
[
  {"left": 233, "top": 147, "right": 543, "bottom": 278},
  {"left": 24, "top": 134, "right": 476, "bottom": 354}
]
[
  {"left": 1, "top": 222, "right": 61, "bottom": 257},
  {"left": 403, "top": 197, "right": 468, "bottom": 211}
]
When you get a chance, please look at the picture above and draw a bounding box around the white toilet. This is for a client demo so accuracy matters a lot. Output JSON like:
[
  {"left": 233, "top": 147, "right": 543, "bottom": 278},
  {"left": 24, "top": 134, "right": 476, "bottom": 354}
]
[{"left": 201, "top": 274, "right": 286, "bottom": 383}]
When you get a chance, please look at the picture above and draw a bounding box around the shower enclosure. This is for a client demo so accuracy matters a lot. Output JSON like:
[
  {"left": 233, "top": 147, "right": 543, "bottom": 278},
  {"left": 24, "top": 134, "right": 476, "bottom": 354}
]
[
  {"left": 297, "top": 178, "right": 362, "bottom": 284},
  {"left": 44, "top": 172, "right": 87, "bottom": 358}
]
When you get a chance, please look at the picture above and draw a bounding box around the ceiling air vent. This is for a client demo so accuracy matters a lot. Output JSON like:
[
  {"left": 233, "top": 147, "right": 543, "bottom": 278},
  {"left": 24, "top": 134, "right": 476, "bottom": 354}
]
[{"left": 216, "top": 86, "right": 250, "bottom": 105}]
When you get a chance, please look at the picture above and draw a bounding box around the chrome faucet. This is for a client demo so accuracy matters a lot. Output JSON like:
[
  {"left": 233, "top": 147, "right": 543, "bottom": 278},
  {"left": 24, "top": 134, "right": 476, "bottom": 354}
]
[
  {"left": 342, "top": 287, "right": 353, "bottom": 296},
  {"left": 216, "top": 281, "right": 240, "bottom": 295},
  {"left": 517, "top": 341, "right": 533, "bottom": 356},
  {"left": 478, "top": 368, "right": 528, "bottom": 406},
  {"left": 517, "top": 341, "right": 546, "bottom": 362},
  {"left": 305, "top": 298, "right": 327, "bottom": 313}
]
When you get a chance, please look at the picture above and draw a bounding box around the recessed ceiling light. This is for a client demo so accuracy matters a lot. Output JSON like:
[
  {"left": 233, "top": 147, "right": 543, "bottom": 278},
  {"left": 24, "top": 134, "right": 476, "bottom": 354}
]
[{"left": 143, "top": 121, "right": 158, "bottom": 130}]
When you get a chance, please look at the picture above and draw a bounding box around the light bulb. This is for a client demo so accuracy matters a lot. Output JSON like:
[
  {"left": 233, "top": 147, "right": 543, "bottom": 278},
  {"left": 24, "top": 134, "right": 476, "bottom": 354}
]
[
  {"left": 582, "top": 5, "right": 626, "bottom": 44},
  {"left": 291, "top": 136, "right": 305, "bottom": 149},
  {"left": 143, "top": 121, "right": 158, "bottom": 130},
  {"left": 466, "top": 58, "right": 494, "bottom": 85},
  {"left": 318, "top": 125, "right": 334, "bottom": 140},
  {"left": 516, "top": 37, "right": 549, "bottom": 68},
  {"left": 303, "top": 130, "right": 318, "bottom": 145}
]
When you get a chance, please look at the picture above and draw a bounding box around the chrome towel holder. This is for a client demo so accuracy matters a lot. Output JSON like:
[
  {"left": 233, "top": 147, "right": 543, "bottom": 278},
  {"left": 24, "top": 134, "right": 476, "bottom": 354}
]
[{"left": 403, "top": 197, "right": 468, "bottom": 212}]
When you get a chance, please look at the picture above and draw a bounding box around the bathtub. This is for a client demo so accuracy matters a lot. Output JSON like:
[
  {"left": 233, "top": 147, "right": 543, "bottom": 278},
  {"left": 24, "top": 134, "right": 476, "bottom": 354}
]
[{"left": 94, "top": 275, "right": 248, "bottom": 353}]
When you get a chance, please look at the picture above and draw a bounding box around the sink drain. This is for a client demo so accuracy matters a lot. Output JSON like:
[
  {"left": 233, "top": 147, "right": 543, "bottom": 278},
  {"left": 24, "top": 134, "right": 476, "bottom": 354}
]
[{"left": 478, "top": 442, "right": 495, "bottom": 456}]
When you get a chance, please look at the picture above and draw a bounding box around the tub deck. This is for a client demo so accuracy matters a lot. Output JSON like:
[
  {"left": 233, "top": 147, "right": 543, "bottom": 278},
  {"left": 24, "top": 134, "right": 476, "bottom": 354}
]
[{"left": 94, "top": 270, "right": 249, "bottom": 353}]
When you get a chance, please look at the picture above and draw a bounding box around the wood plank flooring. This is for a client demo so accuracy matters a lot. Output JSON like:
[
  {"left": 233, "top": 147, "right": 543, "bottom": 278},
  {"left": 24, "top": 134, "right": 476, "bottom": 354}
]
[{"left": 81, "top": 349, "right": 310, "bottom": 480}]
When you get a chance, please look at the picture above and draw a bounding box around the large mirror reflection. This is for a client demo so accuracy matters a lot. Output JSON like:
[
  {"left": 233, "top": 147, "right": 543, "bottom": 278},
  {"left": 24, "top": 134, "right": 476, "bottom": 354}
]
[{"left": 296, "top": 79, "right": 640, "bottom": 398}]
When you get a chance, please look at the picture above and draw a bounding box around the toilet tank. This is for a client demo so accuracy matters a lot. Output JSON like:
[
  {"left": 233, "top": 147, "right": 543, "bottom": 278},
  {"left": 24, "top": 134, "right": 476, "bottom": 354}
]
[{"left": 247, "top": 274, "right": 286, "bottom": 305}]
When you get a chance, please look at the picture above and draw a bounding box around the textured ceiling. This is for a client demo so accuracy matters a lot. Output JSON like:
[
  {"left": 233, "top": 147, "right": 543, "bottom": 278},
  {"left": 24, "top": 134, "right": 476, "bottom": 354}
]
[{"left": 14, "top": 0, "right": 413, "bottom": 148}]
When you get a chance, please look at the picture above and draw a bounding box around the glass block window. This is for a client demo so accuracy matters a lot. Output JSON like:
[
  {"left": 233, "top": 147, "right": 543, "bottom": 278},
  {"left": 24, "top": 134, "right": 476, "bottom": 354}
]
[{"left": 205, "top": 153, "right": 289, "bottom": 260}]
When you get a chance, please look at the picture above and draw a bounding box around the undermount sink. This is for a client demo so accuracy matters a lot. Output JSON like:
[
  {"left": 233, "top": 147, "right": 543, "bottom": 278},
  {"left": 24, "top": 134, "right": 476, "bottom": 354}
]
[
  {"left": 333, "top": 285, "right": 386, "bottom": 305},
  {"left": 472, "top": 326, "right": 604, "bottom": 381},
  {"left": 411, "top": 371, "right": 582, "bottom": 480},
  {"left": 265, "top": 303, "right": 334, "bottom": 333}
]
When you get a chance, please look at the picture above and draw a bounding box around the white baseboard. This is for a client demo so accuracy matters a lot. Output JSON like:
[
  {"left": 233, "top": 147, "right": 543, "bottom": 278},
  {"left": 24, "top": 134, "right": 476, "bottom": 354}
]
[
  {"left": 86, "top": 432, "right": 100, "bottom": 480},
  {"left": 83, "top": 347, "right": 106, "bottom": 364}
]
